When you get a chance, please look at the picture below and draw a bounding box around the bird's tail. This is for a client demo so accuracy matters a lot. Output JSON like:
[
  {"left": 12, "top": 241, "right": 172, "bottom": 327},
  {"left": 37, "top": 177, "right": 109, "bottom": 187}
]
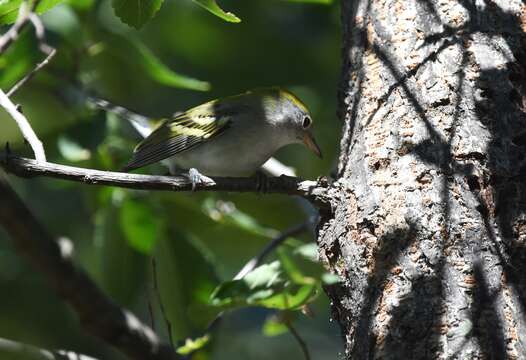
[
  {"left": 59, "top": 84, "right": 154, "bottom": 139},
  {"left": 86, "top": 96, "right": 154, "bottom": 138}
]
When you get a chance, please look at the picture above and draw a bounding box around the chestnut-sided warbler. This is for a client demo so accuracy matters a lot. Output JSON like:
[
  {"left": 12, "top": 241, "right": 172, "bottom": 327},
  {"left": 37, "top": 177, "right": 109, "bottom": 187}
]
[
  {"left": 123, "top": 88, "right": 321, "bottom": 176},
  {"left": 90, "top": 88, "right": 321, "bottom": 186}
]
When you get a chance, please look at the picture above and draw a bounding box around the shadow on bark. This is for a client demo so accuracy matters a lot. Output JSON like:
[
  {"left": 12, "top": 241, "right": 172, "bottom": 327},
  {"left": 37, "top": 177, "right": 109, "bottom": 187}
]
[
  {"left": 380, "top": 271, "right": 443, "bottom": 358},
  {"left": 470, "top": 1, "right": 526, "bottom": 336},
  {"left": 366, "top": 0, "right": 524, "bottom": 356},
  {"left": 419, "top": 0, "right": 526, "bottom": 355},
  {"left": 334, "top": 0, "right": 526, "bottom": 357},
  {"left": 348, "top": 224, "right": 425, "bottom": 358},
  {"left": 471, "top": 261, "right": 507, "bottom": 358}
]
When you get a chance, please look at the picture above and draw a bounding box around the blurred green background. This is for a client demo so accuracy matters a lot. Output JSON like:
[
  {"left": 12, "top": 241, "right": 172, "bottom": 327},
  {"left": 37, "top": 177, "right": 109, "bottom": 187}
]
[{"left": 0, "top": 0, "right": 342, "bottom": 358}]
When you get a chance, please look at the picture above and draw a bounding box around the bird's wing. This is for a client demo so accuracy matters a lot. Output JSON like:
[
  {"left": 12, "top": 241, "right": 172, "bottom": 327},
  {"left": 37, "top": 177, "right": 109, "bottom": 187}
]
[{"left": 123, "top": 108, "right": 232, "bottom": 171}]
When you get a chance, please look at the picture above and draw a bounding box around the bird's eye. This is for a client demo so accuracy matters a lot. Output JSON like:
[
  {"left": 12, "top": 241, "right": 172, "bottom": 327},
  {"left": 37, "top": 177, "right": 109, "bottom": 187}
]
[{"left": 302, "top": 116, "right": 311, "bottom": 129}]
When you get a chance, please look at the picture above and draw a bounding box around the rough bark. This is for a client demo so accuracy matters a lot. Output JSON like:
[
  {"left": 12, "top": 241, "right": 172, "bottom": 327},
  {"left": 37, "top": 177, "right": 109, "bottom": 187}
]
[{"left": 320, "top": 0, "right": 526, "bottom": 358}]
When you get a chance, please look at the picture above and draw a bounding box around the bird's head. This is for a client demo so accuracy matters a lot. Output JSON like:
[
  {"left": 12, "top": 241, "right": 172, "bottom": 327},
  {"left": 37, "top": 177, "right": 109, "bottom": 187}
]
[{"left": 275, "top": 88, "right": 322, "bottom": 159}]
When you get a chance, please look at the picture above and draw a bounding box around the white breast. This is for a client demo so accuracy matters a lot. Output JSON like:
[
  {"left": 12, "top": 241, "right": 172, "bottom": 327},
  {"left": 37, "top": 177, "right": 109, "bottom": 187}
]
[{"left": 170, "top": 121, "right": 292, "bottom": 176}]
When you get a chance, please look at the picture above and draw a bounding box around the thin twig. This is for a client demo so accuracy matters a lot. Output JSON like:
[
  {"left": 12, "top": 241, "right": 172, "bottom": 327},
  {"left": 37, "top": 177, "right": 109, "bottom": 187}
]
[
  {"left": 0, "top": 91, "right": 46, "bottom": 161},
  {"left": 5, "top": 8, "right": 57, "bottom": 97},
  {"left": 0, "top": 336, "right": 99, "bottom": 360},
  {"left": 152, "top": 257, "right": 175, "bottom": 350},
  {"left": 0, "top": 155, "right": 331, "bottom": 209},
  {"left": 28, "top": 13, "right": 55, "bottom": 54},
  {"left": 0, "top": 0, "right": 43, "bottom": 53},
  {"left": 6, "top": 47, "right": 56, "bottom": 97},
  {"left": 28, "top": 13, "right": 45, "bottom": 40},
  {"left": 0, "top": 2, "right": 31, "bottom": 53},
  {"left": 148, "top": 297, "right": 156, "bottom": 332},
  {"left": 0, "top": 4, "right": 56, "bottom": 160},
  {"left": 284, "top": 320, "right": 311, "bottom": 360},
  {"left": 0, "top": 174, "right": 179, "bottom": 360}
]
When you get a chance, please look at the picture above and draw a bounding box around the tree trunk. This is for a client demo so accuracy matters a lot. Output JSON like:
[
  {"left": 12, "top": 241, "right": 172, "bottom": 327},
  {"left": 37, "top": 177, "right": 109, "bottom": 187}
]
[{"left": 319, "top": 0, "right": 526, "bottom": 358}]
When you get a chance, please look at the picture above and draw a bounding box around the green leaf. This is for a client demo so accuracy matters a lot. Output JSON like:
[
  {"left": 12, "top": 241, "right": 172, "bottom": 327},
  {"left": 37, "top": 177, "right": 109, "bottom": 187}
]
[
  {"left": 97, "top": 32, "right": 210, "bottom": 91},
  {"left": 283, "top": 242, "right": 340, "bottom": 285},
  {"left": 256, "top": 283, "right": 318, "bottom": 310},
  {"left": 321, "top": 272, "right": 340, "bottom": 285},
  {"left": 209, "top": 261, "right": 318, "bottom": 310},
  {"left": 119, "top": 197, "right": 162, "bottom": 254},
  {"left": 278, "top": 249, "right": 315, "bottom": 285},
  {"left": 0, "top": 0, "right": 65, "bottom": 25},
  {"left": 192, "top": 0, "right": 240, "bottom": 23},
  {"left": 294, "top": 242, "right": 318, "bottom": 262},
  {"left": 111, "top": 0, "right": 164, "bottom": 29},
  {"left": 176, "top": 334, "right": 210, "bottom": 355},
  {"left": 262, "top": 316, "right": 288, "bottom": 337},
  {"left": 0, "top": 29, "right": 37, "bottom": 89},
  {"left": 202, "top": 199, "right": 277, "bottom": 237},
  {"left": 57, "top": 136, "right": 91, "bottom": 162}
]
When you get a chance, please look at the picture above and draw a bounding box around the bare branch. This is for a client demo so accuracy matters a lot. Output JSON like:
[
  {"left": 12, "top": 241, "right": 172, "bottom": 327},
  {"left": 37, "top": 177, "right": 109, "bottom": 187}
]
[
  {"left": 0, "top": 337, "right": 99, "bottom": 360},
  {"left": 6, "top": 12, "right": 57, "bottom": 97},
  {"left": 0, "top": 155, "right": 331, "bottom": 209},
  {"left": 6, "top": 47, "right": 56, "bottom": 97},
  {"left": 0, "top": 91, "right": 46, "bottom": 161},
  {"left": 0, "top": 2, "right": 32, "bottom": 53},
  {"left": 0, "top": 174, "right": 180, "bottom": 360},
  {"left": 0, "top": 4, "right": 56, "bottom": 161},
  {"left": 284, "top": 320, "right": 311, "bottom": 360}
]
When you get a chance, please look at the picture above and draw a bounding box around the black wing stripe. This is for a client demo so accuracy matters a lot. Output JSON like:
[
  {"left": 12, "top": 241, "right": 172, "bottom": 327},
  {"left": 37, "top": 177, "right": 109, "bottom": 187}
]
[
  {"left": 125, "top": 136, "right": 203, "bottom": 170},
  {"left": 123, "top": 115, "right": 232, "bottom": 171}
]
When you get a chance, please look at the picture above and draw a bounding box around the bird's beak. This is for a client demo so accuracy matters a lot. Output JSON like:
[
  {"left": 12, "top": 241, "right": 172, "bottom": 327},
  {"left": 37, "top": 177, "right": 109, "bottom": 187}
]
[{"left": 303, "top": 132, "right": 322, "bottom": 158}]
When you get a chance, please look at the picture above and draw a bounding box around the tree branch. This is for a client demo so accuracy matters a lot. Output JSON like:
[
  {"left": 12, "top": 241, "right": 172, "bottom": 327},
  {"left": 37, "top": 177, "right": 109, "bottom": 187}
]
[
  {"left": 0, "top": 174, "right": 180, "bottom": 360},
  {"left": 0, "top": 155, "right": 331, "bottom": 209},
  {"left": 6, "top": 47, "right": 56, "bottom": 97},
  {"left": 0, "top": 92, "right": 46, "bottom": 162},
  {"left": 0, "top": 1, "right": 38, "bottom": 54},
  {"left": 0, "top": 337, "right": 98, "bottom": 360},
  {"left": 284, "top": 320, "right": 311, "bottom": 360},
  {"left": 6, "top": 12, "right": 57, "bottom": 97}
]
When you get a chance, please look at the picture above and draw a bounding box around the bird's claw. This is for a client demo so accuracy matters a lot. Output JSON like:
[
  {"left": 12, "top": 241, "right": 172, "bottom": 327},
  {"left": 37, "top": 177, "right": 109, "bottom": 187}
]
[{"left": 187, "top": 168, "right": 214, "bottom": 191}]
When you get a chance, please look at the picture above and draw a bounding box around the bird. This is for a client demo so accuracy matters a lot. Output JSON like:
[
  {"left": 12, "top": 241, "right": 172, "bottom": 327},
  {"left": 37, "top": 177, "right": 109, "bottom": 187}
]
[{"left": 121, "top": 87, "right": 322, "bottom": 187}]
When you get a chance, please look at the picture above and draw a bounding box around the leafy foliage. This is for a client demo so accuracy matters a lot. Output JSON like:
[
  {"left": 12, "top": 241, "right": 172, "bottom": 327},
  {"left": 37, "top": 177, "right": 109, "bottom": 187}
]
[
  {"left": 176, "top": 334, "right": 211, "bottom": 355},
  {"left": 209, "top": 261, "right": 318, "bottom": 311},
  {"left": 57, "top": 136, "right": 91, "bottom": 162},
  {"left": 191, "top": 0, "right": 240, "bottom": 23},
  {"left": 92, "top": 31, "right": 211, "bottom": 91},
  {"left": 262, "top": 314, "right": 289, "bottom": 337},
  {"left": 0, "top": 0, "right": 65, "bottom": 24},
  {"left": 0, "top": 0, "right": 341, "bottom": 358},
  {"left": 112, "top": 0, "right": 164, "bottom": 29}
]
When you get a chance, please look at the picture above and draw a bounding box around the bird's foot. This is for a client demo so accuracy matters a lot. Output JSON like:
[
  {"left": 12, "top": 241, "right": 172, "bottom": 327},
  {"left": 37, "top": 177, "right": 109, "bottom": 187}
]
[
  {"left": 187, "top": 168, "right": 214, "bottom": 191},
  {"left": 255, "top": 170, "right": 269, "bottom": 193}
]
